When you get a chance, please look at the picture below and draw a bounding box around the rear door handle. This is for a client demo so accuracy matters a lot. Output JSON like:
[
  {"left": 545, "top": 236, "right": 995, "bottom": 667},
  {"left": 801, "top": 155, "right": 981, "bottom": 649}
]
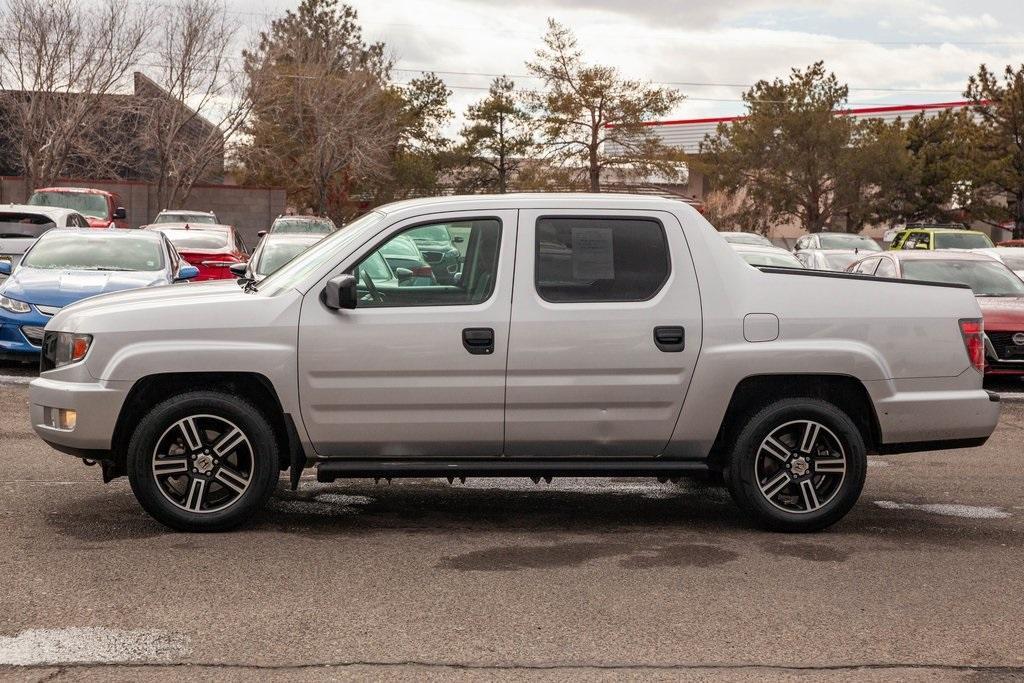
[
  {"left": 462, "top": 327, "right": 495, "bottom": 355},
  {"left": 654, "top": 326, "right": 685, "bottom": 352}
]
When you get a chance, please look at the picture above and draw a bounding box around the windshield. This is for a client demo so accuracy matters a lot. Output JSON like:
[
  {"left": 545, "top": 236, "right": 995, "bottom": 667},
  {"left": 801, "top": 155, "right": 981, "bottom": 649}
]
[
  {"left": 256, "top": 242, "right": 314, "bottom": 276},
  {"left": 825, "top": 253, "right": 861, "bottom": 269},
  {"left": 379, "top": 235, "right": 422, "bottom": 258},
  {"left": 933, "top": 232, "right": 994, "bottom": 249},
  {"left": 818, "top": 233, "right": 881, "bottom": 251},
  {"left": 22, "top": 233, "right": 163, "bottom": 271},
  {"left": 998, "top": 252, "right": 1024, "bottom": 271},
  {"left": 271, "top": 218, "right": 334, "bottom": 234},
  {"left": 257, "top": 211, "right": 384, "bottom": 295},
  {"left": 29, "top": 191, "right": 107, "bottom": 219},
  {"left": 158, "top": 230, "right": 228, "bottom": 250},
  {"left": 410, "top": 225, "right": 451, "bottom": 243},
  {"left": 355, "top": 251, "right": 393, "bottom": 281},
  {"left": 0, "top": 213, "right": 55, "bottom": 239},
  {"left": 740, "top": 251, "right": 803, "bottom": 268},
  {"left": 722, "top": 232, "right": 771, "bottom": 246},
  {"left": 902, "top": 259, "right": 1024, "bottom": 296},
  {"left": 155, "top": 213, "right": 217, "bottom": 225}
]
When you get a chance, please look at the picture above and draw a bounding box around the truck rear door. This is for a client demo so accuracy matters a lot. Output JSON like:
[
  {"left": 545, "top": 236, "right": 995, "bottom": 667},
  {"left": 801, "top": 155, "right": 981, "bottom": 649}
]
[{"left": 505, "top": 209, "right": 703, "bottom": 457}]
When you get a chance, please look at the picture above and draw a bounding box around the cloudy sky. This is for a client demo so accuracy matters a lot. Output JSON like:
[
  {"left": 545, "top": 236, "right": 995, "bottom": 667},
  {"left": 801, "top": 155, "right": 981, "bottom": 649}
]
[{"left": 226, "top": 0, "right": 1024, "bottom": 128}]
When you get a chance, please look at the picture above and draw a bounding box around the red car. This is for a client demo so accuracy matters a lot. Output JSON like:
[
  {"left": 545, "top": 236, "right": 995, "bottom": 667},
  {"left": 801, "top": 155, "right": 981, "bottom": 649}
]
[
  {"left": 28, "top": 187, "right": 128, "bottom": 228},
  {"left": 145, "top": 223, "right": 248, "bottom": 281},
  {"left": 846, "top": 250, "right": 1024, "bottom": 375}
]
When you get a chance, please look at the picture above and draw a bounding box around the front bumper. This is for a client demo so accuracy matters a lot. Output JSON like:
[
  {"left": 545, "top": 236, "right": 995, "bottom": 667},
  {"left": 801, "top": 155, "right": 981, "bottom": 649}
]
[
  {"left": 984, "top": 331, "right": 1024, "bottom": 375},
  {"left": 0, "top": 309, "right": 49, "bottom": 357},
  {"left": 29, "top": 375, "right": 131, "bottom": 455}
]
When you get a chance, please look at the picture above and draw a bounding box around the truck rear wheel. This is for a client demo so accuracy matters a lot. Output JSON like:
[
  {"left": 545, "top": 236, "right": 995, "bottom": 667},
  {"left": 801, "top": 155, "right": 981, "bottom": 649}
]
[
  {"left": 725, "top": 398, "right": 866, "bottom": 532},
  {"left": 126, "top": 391, "right": 280, "bottom": 531}
]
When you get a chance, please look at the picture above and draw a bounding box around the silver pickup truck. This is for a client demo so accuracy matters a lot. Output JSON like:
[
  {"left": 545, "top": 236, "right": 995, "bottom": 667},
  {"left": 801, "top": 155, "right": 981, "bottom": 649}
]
[{"left": 29, "top": 194, "right": 1000, "bottom": 532}]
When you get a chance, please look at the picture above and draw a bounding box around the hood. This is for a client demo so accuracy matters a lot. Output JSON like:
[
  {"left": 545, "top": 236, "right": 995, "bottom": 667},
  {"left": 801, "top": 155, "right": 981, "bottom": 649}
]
[
  {"left": 978, "top": 296, "right": 1024, "bottom": 329},
  {"left": 0, "top": 267, "right": 168, "bottom": 308},
  {"left": 48, "top": 278, "right": 257, "bottom": 335}
]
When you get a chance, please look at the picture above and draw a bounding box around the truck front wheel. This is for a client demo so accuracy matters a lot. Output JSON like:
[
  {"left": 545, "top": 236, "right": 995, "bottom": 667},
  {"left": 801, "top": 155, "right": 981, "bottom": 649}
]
[
  {"left": 126, "top": 391, "right": 280, "bottom": 531},
  {"left": 725, "top": 398, "right": 867, "bottom": 532}
]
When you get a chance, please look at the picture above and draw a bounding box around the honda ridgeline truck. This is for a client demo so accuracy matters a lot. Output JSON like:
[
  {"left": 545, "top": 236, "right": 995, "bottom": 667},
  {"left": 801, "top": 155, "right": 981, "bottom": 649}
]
[{"left": 28, "top": 195, "right": 1000, "bottom": 532}]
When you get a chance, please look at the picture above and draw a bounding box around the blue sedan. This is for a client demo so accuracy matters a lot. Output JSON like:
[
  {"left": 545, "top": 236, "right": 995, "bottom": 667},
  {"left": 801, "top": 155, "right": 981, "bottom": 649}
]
[{"left": 0, "top": 229, "right": 198, "bottom": 360}]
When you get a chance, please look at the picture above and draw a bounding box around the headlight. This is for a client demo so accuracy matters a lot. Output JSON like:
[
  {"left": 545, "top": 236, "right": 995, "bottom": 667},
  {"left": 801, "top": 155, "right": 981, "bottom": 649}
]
[
  {"left": 0, "top": 294, "right": 30, "bottom": 314},
  {"left": 41, "top": 331, "right": 92, "bottom": 370}
]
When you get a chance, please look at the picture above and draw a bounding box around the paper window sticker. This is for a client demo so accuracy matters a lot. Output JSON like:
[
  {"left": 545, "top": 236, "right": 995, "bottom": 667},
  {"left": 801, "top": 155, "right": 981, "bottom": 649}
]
[{"left": 571, "top": 227, "right": 614, "bottom": 280}]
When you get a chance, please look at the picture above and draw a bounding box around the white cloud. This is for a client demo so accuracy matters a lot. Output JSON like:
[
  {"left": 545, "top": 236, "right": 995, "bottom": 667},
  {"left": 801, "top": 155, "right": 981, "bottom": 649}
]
[
  {"left": 234, "top": 0, "right": 1024, "bottom": 133},
  {"left": 920, "top": 12, "right": 999, "bottom": 31}
]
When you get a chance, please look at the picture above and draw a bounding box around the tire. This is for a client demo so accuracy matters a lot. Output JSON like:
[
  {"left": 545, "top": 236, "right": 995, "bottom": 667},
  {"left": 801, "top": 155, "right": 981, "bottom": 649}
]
[
  {"left": 724, "top": 398, "right": 866, "bottom": 532},
  {"left": 127, "top": 390, "right": 280, "bottom": 532}
]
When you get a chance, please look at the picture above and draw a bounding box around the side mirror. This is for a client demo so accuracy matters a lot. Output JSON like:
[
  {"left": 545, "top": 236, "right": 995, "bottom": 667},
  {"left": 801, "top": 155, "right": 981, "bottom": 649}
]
[
  {"left": 113, "top": 207, "right": 127, "bottom": 220},
  {"left": 229, "top": 262, "right": 248, "bottom": 278},
  {"left": 323, "top": 273, "right": 358, "bottom": 310},
  {"left": 257, "top": 230, "right": 267, "bottom": 238},
  {"left": 176, "top": 264, "right": 200, "bottom": 281},
  {"left": 451, "top": 235, "right": 464, "bottom": 244},
  {"left": 395, "top": 267, "right": 414, "bottom": 282},
  {"left": 0, "top": 261, "right": 11, "bottom": 276}
]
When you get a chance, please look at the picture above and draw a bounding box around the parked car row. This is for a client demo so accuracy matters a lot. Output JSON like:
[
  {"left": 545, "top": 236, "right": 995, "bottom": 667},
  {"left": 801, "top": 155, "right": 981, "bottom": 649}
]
[
  {"left": 0, "top": 229, "right": 198, "bottom": 359},
  {"left": 0, "top": 198, "right": 477, "bottom": 361},
  {"left": 724, "top": 224, "right": 1024, "bottom": 379}
]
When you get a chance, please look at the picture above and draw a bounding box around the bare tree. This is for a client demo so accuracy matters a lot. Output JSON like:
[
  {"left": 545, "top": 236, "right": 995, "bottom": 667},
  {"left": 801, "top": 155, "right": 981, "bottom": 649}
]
[
  {"left": 243, "top": 59, "right": 399, "bottom": 215},
  {"left": 0, "top": 0, "right": 149, "bottom": 195},
  {"left": 240, "top": 0, "right": 400, "bottom": 218},
  {"left": 139, "top": 0, "right": 250, "bottom": 209}
]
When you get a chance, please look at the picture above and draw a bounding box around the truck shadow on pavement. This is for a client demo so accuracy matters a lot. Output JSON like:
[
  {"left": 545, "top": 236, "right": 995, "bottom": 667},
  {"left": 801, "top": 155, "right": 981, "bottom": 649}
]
[{"left": 45, "top": 478, "right": 1020, "bottom": 565}]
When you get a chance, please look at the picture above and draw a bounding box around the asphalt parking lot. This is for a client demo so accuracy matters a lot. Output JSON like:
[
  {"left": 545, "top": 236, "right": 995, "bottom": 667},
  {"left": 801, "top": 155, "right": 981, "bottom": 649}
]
[{"left": 0, "top": 369, "right": 1022, "bottom": 681}]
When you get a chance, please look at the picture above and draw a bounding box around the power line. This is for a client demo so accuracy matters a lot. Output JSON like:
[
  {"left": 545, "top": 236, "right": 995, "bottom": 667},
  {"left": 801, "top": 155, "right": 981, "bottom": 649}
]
[{"left": 0, "top": 34, "right": 967, "bottom": 98}]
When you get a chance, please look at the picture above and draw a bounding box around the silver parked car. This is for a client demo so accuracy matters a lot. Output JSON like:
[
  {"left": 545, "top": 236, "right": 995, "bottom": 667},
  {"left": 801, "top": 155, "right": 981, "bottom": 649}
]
[
  {"left": 29, "top": 194, "right": 999, "bottom": 533},
  {"left": 718, "top": 231, "right": 773, "bottom": 247},
  {"left": 239, "top": 233, "right": 324, "bottom": 281},
  {"left": 150, "top": 209, "right": 219, "bottom": 226},
  {"left": 730, "top": 243, "right": 804, "bottom": 268},
  {"left": 0, "top": 204, "right": 92, "bottom": 271},
  {"left": 972, "top": 247, "right": 1024, "bottom": 280},
  {"left": 794, "top": 249, "right": 864, "bottom": 272},
  {"left": 794, "top": 231, "right": 882, "bottom": 252}
]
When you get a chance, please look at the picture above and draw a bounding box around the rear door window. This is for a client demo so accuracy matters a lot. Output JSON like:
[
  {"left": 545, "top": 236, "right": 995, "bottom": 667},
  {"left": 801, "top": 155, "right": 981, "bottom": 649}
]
[{"left": 535, "top": 217, "right": 670, "bottom": 302}]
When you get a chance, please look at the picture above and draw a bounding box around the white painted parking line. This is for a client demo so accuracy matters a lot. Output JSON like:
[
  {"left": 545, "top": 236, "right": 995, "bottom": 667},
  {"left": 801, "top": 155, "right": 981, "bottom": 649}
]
[
  {"left": 875, "top": 500, "right": 1011, "bottom": 519},
  {"left": 0, "top": 628, "right": 189, "bottom": 666},
  {"left": 999, "top": 392, "right": 1024, "bottom": 402},
  {"left": 0, "top": 374, "right": 32, "bottom": 385}
]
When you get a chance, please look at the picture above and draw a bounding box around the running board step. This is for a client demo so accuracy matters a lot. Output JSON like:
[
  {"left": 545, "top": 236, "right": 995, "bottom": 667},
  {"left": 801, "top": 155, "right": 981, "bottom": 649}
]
[{"left": 315, "top": 459, "right": 707, "bottom": 482}]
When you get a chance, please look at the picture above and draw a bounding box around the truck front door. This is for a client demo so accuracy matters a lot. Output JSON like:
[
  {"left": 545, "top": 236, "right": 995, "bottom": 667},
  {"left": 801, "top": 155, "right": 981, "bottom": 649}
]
[
  {"left": 297, "top": 210, "right": 517, "bottom": 457},
  {"left": 505, "top": 210, "right": 702, "bottom": 457}
]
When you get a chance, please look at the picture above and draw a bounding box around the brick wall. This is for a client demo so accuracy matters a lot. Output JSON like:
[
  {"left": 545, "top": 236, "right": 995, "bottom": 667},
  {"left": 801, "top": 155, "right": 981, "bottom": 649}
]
[{"left": 0, "top": 177, "right": 286, "bottom": 248}]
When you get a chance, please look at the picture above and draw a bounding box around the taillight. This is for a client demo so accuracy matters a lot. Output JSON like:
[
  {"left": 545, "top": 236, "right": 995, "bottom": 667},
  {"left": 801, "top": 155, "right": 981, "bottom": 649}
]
[{"left": 959, "top": 318, "right": 985, "bottom": 373}]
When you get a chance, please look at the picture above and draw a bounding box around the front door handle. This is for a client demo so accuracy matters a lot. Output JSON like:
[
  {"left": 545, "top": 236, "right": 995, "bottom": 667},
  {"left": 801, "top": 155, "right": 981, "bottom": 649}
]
[
  {"left": 654, "top": 326, "right": 685, "bottom": 352},
  {"left": 463, "top": 327, "right": 495, "bottom": 355}
]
